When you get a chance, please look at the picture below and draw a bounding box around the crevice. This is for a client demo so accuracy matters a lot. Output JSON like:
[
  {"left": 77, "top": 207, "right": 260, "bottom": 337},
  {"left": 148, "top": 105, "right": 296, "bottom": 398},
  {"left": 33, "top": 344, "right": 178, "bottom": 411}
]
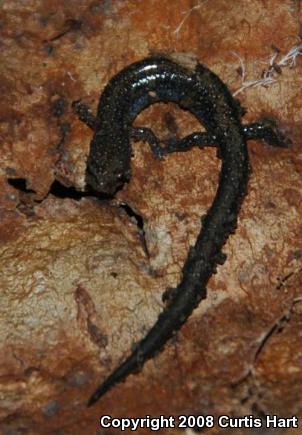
[
  {"left": 119, "top": 202, "right": 144, "bottom": 230},
  {"left": 8, "top": 180, "right": 151, "bottom": 258},
  {"left": 276, "top": 271, "right": 295, "bottom": 289},
  {"left": 231, "top": 296, "right": 298, "bottom": 390},
  {"left": 8, "top": 178, "right": 36, "bottom": 194},
  {"left": 119, "top": 202, "right": 150, "bottom": 258},
  {"left": 253, "top": 313, "right": 291, "bottom": 363},
  {"left": 226, "top": 277, "right": 302, "bottom": 416},
  {"left": 75, "top": 283, "right": 108, "bottom": 349},
  {"left": 237, "top": 267, "right": 302, "bottom": 385},
  {"left": 8, "top": 179, "right": 152, "bottom": 259},
  {"left": 7, "top": 178, "right": 110, "bottom": 201},
  {"left": 59, "top": 121, "right": 71, "bottom": 146},
  {"left": 44, "top": 18, "right": 82, "bottom": 42},
  {"left": 48, "top": 180, "right": 93, "bottom": 199},
  {"left": 251, "top": 402, "right": 267, "bottom": 419}
]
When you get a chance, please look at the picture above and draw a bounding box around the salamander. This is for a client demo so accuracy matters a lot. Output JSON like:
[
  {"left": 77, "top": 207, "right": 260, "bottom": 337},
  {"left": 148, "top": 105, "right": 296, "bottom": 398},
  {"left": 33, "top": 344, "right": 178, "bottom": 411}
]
[{"left": 73, "top": 56, "right": 288, "bottom": 406}]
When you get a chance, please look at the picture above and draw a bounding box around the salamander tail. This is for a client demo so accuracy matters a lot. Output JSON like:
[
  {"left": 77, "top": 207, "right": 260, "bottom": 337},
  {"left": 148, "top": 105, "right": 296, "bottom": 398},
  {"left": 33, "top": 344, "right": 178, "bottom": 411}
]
[{"left": 87, "top": 352, "right": 140, "bottom": 407}]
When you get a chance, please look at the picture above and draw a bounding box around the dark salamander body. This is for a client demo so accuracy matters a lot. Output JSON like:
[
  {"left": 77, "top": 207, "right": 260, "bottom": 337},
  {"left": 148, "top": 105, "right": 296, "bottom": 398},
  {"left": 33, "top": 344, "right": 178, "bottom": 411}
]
[{"left": 84, "top": 56, "right": 288, "bottom": 406}]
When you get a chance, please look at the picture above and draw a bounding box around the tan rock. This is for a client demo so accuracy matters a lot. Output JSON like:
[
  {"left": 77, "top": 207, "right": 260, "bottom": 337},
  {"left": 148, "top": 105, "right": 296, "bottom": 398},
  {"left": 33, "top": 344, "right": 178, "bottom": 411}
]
[{"left": 0, "top": 0, "right": 301, "bottom": 433}]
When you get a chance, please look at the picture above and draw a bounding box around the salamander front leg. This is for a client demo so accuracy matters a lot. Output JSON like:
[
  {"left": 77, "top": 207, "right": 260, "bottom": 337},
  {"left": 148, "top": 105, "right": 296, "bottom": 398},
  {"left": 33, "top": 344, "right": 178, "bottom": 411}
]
[
  {"left": 130, "top": 127, "right": 164, "bottom": 159},
  {"left": 72, "top": 100, "right": 96, "bottom": 130}
]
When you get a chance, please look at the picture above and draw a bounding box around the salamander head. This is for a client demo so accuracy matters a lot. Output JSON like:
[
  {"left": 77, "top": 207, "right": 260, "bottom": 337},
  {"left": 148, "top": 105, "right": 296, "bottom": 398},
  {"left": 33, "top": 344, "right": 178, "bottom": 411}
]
[
  {"left": 86, "top": 123, "right": 132, "bottom": 195},
  {"left": 86, "top": 154, "right": 131, "bottom": 196},
  {"left": 86, "top": 161, "right": 131, "bottom": 196}
]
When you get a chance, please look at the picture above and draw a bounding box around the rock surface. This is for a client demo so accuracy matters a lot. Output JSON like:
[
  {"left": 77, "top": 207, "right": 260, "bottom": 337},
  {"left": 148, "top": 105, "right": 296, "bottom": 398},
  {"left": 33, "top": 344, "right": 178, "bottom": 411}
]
[{"left": 0, "top": 0, "right": 301, "bottom": 434}]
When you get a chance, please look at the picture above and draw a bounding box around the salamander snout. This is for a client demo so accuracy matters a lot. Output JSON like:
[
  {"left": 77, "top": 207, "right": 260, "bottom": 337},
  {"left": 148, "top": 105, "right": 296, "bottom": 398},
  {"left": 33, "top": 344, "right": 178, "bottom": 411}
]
[{"left": 86, "top": 159, "right": 131, "bottom": 196}]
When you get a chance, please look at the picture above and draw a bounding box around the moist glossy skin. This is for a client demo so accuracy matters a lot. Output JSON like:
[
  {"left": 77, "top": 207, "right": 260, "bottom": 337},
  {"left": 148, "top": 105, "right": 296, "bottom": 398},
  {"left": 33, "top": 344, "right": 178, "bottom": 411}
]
[
  {"left": 87, "top": 57, "right": 248, "bottom": 195},
  {"left": 86, "top": 57, "right": 284, "bottom": 406}
]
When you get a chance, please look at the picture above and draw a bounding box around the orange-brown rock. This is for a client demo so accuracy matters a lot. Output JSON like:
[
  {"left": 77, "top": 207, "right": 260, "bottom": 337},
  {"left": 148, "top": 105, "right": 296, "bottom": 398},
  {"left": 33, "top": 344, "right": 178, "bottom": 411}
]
[{"left": 0, "top": 0, "right": 301, "bottom": 434}]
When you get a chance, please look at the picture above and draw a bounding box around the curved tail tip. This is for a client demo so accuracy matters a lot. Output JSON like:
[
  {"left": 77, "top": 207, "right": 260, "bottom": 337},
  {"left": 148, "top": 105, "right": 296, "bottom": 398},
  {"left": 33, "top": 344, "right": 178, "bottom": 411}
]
[
  {"left": 87, "top": 391, "right": 100, "bottom": 407},
  {"left": 87, "top": 381, "right": 111, "bottom": 407}
]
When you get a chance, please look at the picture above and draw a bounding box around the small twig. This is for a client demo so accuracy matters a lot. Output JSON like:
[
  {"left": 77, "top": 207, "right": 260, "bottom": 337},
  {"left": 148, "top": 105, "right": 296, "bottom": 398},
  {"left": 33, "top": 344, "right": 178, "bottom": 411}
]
[
  {"left": 277, "top": 43, "right": 302, "bottom": 67},
  {"left": 233, "top": 76, "right": 276, "bottom": 97},
  {"left": 173, "top": 0, "right": 207, "bottom": 38},
  {"left": 231, "top": 51, "right": 276, "bottom": 97},
  {"left": 232, "top": 43, "right": 302, "bottom": 96}
]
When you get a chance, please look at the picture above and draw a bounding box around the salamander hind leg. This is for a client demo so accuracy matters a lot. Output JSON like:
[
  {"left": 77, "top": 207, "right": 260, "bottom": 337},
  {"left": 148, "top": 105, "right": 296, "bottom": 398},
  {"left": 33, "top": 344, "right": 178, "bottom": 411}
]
[{"left": 160, "top": 132, "right": 217, "bottom": 154}]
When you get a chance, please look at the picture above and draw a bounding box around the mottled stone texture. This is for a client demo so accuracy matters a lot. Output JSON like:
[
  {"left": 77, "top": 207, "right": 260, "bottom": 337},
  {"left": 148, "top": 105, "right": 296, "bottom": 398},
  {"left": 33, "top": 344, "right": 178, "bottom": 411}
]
[{"left": 0, "top": 0, "right": 301, "bottom": 434}]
